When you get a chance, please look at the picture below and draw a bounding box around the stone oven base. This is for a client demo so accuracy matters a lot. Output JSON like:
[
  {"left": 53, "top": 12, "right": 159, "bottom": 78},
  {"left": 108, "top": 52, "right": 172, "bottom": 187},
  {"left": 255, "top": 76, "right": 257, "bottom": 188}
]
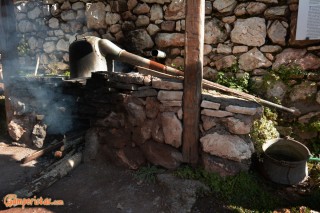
[{"left": 6, "top": 72, "right": 262, "bottom": 176}]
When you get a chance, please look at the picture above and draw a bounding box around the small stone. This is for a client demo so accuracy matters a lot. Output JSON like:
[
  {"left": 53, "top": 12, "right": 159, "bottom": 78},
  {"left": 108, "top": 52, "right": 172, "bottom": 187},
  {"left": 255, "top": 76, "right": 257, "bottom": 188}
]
[
  {"left": 201, "top": 115, "right": 216, "bottom": 131},
  {"left": 32, "top": 124, "right": 47, "bottom": 148},
  {"left": 155, "top": 33, "right": 185, "bottom": 48},
  {"left": 146, "top": 97, "right": 160, "bottom": 119},
  {"left": 215, "top": 55, "right": 237, "bottom": 70},
  {"left": 152, "top": 117, "right": 164, "bottom": 143},
  {"left": 246, "top": 2, "right": 267, "bottom": 15},
  {"left": 267, "top": 20, "right": 287, "bottom": 46},
  {"left": 289, "top": 81, "right": 318, "bottom": 102},
  {"left": 161, "top": 112, "right": 182, "bottom": 148},
  {"left": 135, "top": 15, "right": 150, "bottom": 27},
  {"left": 223, "top": 117, "right": 252, "bottom": 134},
  {"left": 133, "top": 3, "right": 150, "bottom": 14},
  {"left": 201, "top": 109, "right": 233, "bottom": 117},
  {"left": 164, "top": 0, "right": 185, "bottom": 20},
  {"left": 217, "top": 44, "right": 232, "bottom": 54},
  {"left": 150, "top": 4, "right": 163, "bottom": 21},
  {"left": 160, "top": 101, "right": 182, "bottom": 107},
  {"left": 239, "top": 48, "right": 272, "bottom": 71},
  {"left": 212, "top": 0, "right": 237, "bottom": 13},
  {"left": 177, "top": 108, "right": 183, "bottom": 120},
  {"left": 233, "top": 46, "right": 248, "bottom": 54},
  {"left": 132, "top": 89, "right": 158, "bottom": 98},
  {"left": 222, "top": 15, "right": 236, "bottom": 24},
  {"left": 147, "top": 24, "right": 160, "bottom": 36},
  {"left": 260, "top": 45, "right": 282, "bottom": 53},
  {"left": 126, "top": 101, "right": 146, "bottom": 126},
  {"left": 264, "top": 6, "right": 289, "bottom": 19},
  {"left": 204, "top": 18, "right": 227, "bottom": 44},
  {"left": 158, "top": 91, "right": 183, "bottom": 101},
  {"left": 201, "top": 100, "right": 220, "bottom": 110},
  {"left": 152, "top": 78, "right": 183, "bottom": 90}
]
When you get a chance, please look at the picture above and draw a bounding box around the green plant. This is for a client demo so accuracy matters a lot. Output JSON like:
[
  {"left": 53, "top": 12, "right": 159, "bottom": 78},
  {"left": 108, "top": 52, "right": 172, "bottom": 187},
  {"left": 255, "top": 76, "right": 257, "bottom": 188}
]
[
  {"left": 309, "top": 120, "right": 320, "bottom": 132},
  {"left": 263, "top": 107, "right": 278, "bottom": 122},
  {"left": 215, "top": 71, "right": 250, "bottom": 92},
  {"left": 273, "top": 65, "right": 306, "bottom": 82},
  {"left": 133, "top": 164, "right": 165, "bottom": 183},
  {"left": 17, "top": 36, "right": 30, "bottom": 56},
  {"left": 250, "top": 112, "right": 279, "bottom": 156},
  {"left": 171, "top": 63, "right": 184, "bottom": 71},
  {"left": 63, "top": 70, "right": 71, "bottom": 78},
  {"left": 174, "top": 166, "right": 280, "bottom": 210}
]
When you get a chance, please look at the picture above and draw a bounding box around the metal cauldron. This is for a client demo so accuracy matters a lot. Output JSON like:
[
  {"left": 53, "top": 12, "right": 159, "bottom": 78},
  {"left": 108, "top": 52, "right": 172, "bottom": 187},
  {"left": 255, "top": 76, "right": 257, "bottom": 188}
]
[{"left": 262, "top": 138, "right": 311, "bottom": 185}]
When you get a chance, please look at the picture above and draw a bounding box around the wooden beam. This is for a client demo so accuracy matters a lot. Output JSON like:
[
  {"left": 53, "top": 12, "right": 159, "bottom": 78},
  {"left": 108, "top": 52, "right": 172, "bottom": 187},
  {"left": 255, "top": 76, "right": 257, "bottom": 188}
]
[{"left": 182, "top": 0, "right": 205, "bottom": 164}]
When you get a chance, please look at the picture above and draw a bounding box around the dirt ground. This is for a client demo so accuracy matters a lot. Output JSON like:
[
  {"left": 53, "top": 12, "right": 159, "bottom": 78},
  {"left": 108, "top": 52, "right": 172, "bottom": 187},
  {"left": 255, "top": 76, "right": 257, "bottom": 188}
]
[
  {"left": 0, "top": 135, "right": 177, "bottom": 213},
  {"left": 1, "top": 133, "right": 222, "bottom": 213}
]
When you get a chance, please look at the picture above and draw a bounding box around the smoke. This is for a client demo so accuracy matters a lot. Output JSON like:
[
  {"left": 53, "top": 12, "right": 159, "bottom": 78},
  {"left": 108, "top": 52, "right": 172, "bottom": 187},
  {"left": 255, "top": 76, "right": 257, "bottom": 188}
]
[
  {"left": 1, "top": 0, "right": 79, "bottom": 136},
  {"left": 8, "top": 77, "right": 76, "bottom": 135},
  {"left": 0, "top": 0, "right": 19, "bottom": 81}
]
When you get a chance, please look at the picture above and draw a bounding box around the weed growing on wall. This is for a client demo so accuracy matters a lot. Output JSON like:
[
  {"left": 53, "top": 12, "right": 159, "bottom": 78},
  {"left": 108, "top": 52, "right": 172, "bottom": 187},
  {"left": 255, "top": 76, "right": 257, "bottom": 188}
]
[
  {"left": 215, "top": 64, "right": 250, "bottom": 92},
  {"left": 250, "top": 107, "right": 279, "bottom": 157},
  {"left": 273, "top": 65, "right": 306, "bottom": 82},
  {"left": 17, "top": 36, "right": 30, "bottom": 57}
]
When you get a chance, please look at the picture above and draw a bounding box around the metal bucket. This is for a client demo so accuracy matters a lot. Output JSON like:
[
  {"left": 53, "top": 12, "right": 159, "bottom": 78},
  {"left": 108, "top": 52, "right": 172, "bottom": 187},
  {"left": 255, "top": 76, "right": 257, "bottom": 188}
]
[{"left": 262, "top": 138, "right": 311, "bottom": 185}]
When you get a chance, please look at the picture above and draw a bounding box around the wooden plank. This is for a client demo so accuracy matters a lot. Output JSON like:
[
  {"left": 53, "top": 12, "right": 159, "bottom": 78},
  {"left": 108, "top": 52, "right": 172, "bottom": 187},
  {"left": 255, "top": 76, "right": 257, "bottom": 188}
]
[{"left": 182, "top": 0, "right": 205, "bottom": 164}]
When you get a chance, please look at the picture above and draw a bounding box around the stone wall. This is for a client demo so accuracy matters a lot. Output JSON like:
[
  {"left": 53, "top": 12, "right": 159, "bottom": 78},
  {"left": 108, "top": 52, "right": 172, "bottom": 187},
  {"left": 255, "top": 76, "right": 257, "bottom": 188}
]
[
  {"left": 5, "top": 72, "right": 262, "bottom": 176},
  {"left": 13, "top": 0, "right": 320, "bottom": 143},
  {"left": 82, "top": 72, "right": 262, "bottom": 176}
]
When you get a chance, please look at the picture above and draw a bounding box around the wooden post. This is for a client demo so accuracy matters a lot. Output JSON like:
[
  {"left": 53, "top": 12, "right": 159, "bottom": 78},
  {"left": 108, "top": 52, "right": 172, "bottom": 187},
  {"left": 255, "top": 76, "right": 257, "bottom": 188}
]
[{"left": 182, "top": 0, "right": 205, "bottom": 164}]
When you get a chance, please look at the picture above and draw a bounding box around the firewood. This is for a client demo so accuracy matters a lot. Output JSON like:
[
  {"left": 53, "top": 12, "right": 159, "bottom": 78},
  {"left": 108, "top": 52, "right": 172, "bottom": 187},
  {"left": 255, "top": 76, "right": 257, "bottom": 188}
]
[
  {"left": 20, "top": 139, "right": 63, "bottom": 164},
  {"left": 14, "top": 152, "right": 82, "bottom": 198},
  {"left": 40, "top": 149, "right": 76, "bottom": 176},
  {"left": 20, "top": 135, "right": 84, "bottom": 164}
]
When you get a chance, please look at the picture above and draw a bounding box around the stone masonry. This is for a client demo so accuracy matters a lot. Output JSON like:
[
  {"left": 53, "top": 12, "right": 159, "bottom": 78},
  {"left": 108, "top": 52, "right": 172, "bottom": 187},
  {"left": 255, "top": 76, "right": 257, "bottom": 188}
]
[
  {"left": 13, "top": 0, "right": 320, "bottom": 144},
  {"left": 81, "top": 72, "right": 262, "bottom": 176}
]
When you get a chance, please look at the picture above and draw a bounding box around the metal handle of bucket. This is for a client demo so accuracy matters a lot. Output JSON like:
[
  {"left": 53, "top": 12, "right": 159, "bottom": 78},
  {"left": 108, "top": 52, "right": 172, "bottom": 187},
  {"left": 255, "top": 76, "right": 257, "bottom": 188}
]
[{"left": 309, "top": 157, "right": 320, "bottom": 162}]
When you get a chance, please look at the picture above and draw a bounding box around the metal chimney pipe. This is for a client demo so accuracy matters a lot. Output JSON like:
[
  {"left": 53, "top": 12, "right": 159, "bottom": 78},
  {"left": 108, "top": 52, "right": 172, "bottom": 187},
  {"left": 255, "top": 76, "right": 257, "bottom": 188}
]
[
  {"left": 151, "top": 49, "right": 166, "bottom": 58},
  {"left": 97, "top": 38, "right": 184, "bottom": 76},
  {"left": 69, "top": 36, "right": 183, "bottom": 78}
]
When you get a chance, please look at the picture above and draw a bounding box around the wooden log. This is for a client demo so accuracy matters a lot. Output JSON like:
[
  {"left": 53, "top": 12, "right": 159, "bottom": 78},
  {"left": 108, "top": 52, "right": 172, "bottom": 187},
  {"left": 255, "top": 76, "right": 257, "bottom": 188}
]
[
  {"left": 182, "top": 0, "right": 205, "bottom": 164},
  {"left": 20, "top": 139, "right": 63, "bottom": 164},
  {"left": 40, "top": 149, "right": 76, "bottom": 176},
  {"left": 14, "top": 152, "right": 82, "bottom": 198},
  {"left": 20, "top": 135, "right": 84, "bottom": 164}
]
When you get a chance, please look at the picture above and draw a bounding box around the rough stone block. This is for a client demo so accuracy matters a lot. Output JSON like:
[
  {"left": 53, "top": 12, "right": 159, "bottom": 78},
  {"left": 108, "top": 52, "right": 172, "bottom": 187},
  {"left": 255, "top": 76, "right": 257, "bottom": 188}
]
[
  {"left": 200, "top": 100, "right": 220, "bottom": 110},
  {"left": 200, "top": 133, "right": 254, "bottom": 162},
  {"left": 140, "top": 140, "right": 182, "bottom": 169},
  {"left": 201, "top": 153, "right": 250, "bottom": 177},
  {"left": 157, "top": 90, "right": 183, "bottom": 101},
  {"left": 201, "top": 109, "right": 233, "bottom": 117}
]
